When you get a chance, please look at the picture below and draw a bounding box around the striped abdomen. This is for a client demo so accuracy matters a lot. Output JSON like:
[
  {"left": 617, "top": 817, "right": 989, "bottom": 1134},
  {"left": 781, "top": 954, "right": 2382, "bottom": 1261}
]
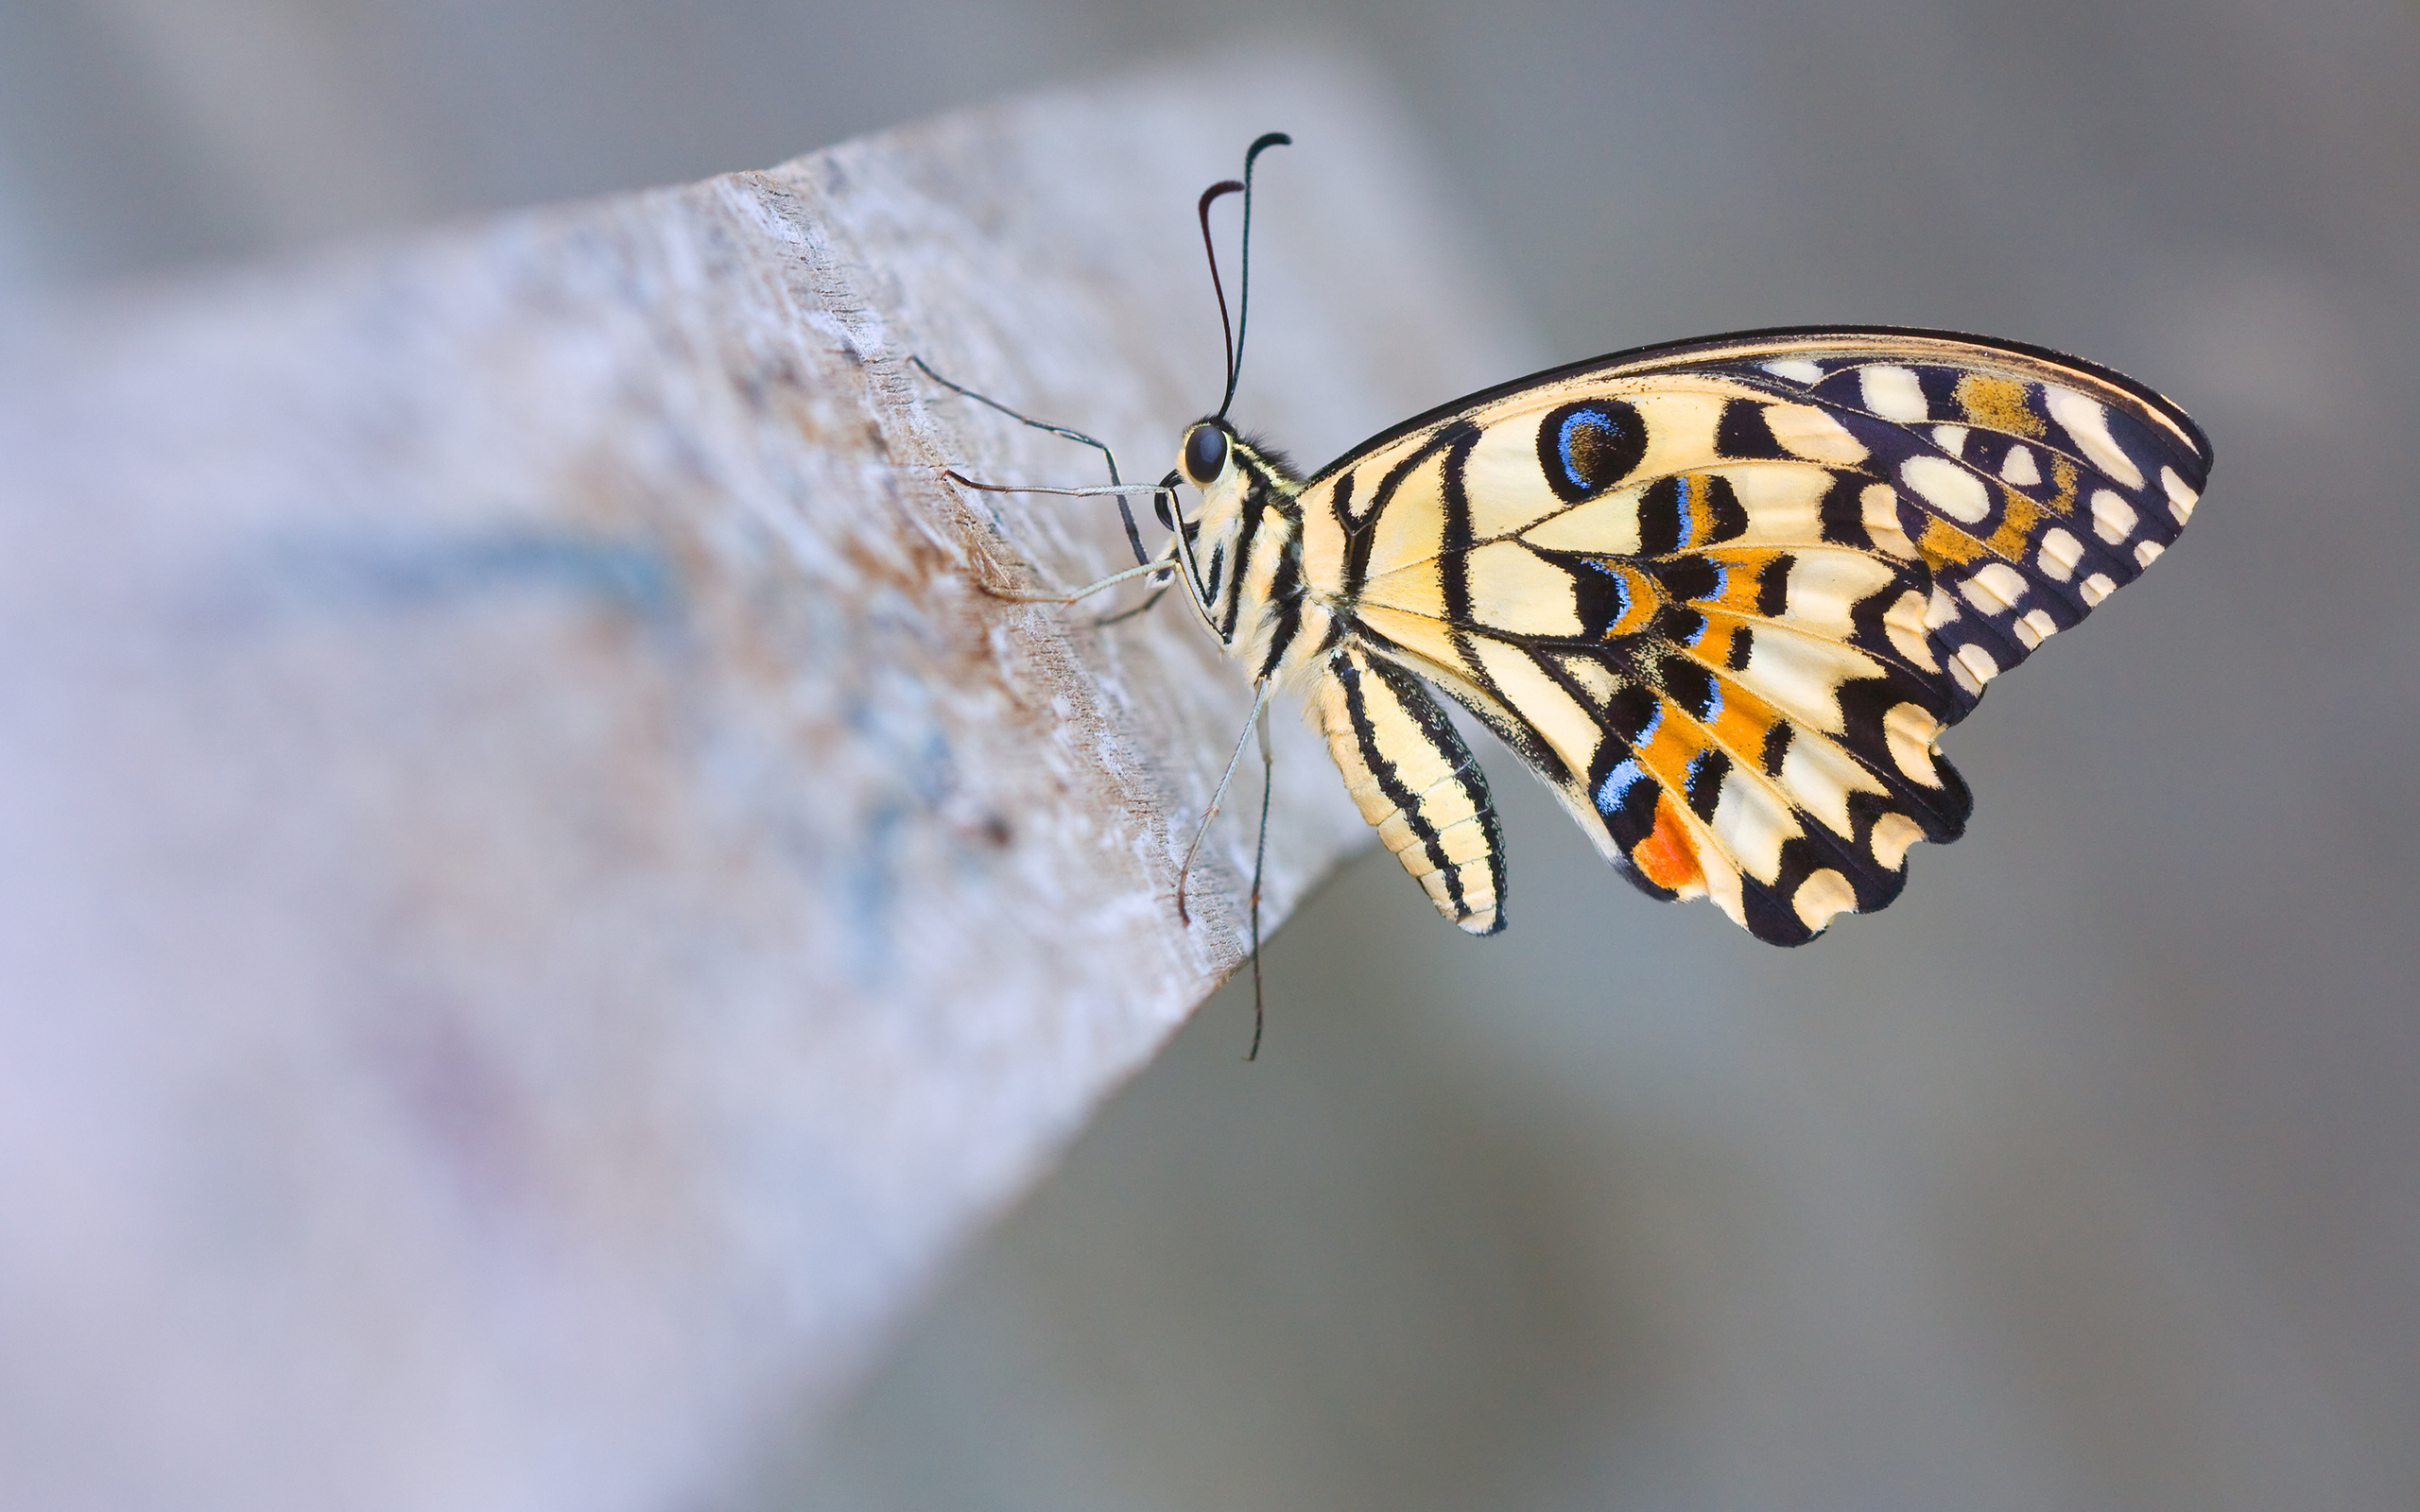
[{"left": 1308, "top": 644, "right": 1506, "bottom": 935}]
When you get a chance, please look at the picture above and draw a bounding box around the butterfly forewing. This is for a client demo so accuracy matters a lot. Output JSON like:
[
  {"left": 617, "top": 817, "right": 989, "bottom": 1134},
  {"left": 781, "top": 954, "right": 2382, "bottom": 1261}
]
[{"left": 1284, "top": 328, "right": 2209, "bottom": 943}]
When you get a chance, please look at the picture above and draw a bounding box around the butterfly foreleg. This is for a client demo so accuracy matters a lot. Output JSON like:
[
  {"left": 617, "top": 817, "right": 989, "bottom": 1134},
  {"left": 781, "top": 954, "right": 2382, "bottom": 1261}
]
[
  {"left": 1309, "top": 644, "right": 1507, "bottom": 936},
  {"left": 931, "top": 469, "right": 1184, "bottom": 605},
  {"left": 912, "top": 353, "right": 1158, "bottom": 566},
  {"left": 974, "top": 555, "right": 1177, "bottom": 605}
]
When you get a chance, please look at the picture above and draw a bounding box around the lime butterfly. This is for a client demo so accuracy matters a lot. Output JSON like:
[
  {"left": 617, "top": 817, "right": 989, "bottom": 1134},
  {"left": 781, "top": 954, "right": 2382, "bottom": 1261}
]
[{"left": 930, "top": 134, "right": 2208, "bottom": 1042}]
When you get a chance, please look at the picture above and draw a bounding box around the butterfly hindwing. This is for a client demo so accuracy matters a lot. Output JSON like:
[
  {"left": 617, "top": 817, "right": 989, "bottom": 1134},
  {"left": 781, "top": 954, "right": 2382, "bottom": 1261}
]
[{"left": 1291, "top": 328, "right": 2207, "bottom": 943}]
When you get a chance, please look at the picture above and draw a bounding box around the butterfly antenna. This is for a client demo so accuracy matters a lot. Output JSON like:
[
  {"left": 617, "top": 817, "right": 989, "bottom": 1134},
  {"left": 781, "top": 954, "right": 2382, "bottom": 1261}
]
[
  {"left": 1196, "top": 179, "right": 1244, "bottom": 418},
  {"left": 1222, "top": 131, "right": 1290, "bottom": 421}
]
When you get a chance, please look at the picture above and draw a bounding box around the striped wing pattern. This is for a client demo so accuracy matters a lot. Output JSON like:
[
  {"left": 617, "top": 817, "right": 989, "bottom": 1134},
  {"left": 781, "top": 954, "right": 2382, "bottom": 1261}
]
[
  {"left": 1294, "top": 329, "right": 2210, "bottom": 944},
  {"left": 1309, "top": 644, "right": 1506, "bottom": 934}
]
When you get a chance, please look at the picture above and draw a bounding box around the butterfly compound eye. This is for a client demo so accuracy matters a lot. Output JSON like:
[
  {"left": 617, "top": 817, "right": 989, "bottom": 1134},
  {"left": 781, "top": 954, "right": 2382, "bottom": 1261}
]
[{"left": 1183, "top": 423, "right": 1229, "bottom": 487}]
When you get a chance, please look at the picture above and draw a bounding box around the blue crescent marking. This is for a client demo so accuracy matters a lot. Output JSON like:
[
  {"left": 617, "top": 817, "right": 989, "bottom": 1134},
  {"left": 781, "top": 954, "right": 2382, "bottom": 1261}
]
[
  {"left": 1591, "top": 561, "right": 1632, "bottom": 627},
  {"left": 1596, "top": 757, "right": 1651, "bottom": 817},
  {"left": 1556, "top": 412, "right": 1599, "bottom": 486}
]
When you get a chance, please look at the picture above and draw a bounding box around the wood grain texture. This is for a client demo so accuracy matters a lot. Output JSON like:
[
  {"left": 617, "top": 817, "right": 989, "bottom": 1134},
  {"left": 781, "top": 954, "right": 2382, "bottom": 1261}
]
[{"left": 0, "top": 54, "right": 1527, "bottom": 1512}]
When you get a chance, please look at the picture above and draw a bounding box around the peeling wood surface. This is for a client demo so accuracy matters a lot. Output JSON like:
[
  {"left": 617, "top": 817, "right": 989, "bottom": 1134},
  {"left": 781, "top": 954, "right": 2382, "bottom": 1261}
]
[{"left": 0, "top": 56, "right": 1528, "bottom": 1512}]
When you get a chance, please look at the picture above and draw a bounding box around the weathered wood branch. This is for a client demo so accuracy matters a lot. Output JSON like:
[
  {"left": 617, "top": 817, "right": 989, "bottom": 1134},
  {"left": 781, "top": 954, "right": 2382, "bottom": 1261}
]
[{"left": 0, "top": 55, "right": 1527, "bottom": 1512}]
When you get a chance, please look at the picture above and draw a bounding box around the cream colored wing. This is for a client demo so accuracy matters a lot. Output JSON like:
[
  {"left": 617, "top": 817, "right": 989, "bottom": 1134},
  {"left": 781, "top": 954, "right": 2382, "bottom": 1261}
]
[{"left": 1293, "top": 327, "right": 2209, "bottom": 943}]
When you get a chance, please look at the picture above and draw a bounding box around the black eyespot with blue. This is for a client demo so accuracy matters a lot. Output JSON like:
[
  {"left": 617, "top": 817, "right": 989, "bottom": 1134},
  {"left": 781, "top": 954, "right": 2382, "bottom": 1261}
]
[
  {"left": 1684, "top": 748, "right": 1732, "bottom": 819},
  {"left": 1660, "top": 656, "right": 1721, "bottom": 723},
  {"left": 1538, "top": 398, "right": 1649, "bottom": 504},
  {"left": 1573, "top": 559, "right": 1632, "bottom": 639},
  {"left": 1183, "top": 423, "right": 1229, "bottom": 487}
]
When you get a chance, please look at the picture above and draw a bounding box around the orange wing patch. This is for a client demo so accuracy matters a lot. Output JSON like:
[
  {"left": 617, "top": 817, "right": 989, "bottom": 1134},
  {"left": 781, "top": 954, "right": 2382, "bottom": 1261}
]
[{"left": 1634, "top": 794, "right": 1705, "bottom": 894}]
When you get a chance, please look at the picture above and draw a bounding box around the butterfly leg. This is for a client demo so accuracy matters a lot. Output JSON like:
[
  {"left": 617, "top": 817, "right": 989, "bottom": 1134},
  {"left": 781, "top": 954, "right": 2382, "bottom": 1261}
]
[
  {"left": 1246, "top": 697, "right": 1272, "bottom": 1061},
  {"left": 933, "top": 467, "right": 1182, "bottom": 607},
  {"left": 910, "top": 354, "right": 1153, "bottom": 565},
  {"left": 1090, "top": 583, "right": 1173, "bottom": 627},
  {"left": 977, "top": 557, "right": 1175, "bottom": 605},
  {"left": 1174, "top": 679, "right": 1273, "bottom": 930},
  {"left": 1309, "top": 644, "right": 1506, "bottom": 936}
]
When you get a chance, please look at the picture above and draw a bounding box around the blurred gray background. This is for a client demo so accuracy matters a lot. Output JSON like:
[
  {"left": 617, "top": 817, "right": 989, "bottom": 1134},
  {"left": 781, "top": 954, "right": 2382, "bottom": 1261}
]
[{"left": 4, "top": 2, "right": 2413, "bottom": 1509}]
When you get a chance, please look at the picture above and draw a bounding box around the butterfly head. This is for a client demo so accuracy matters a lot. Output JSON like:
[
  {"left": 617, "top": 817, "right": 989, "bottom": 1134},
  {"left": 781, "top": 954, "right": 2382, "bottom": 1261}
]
[
  {"left": 1156, "top": 419, "right": 1304, "bottom": 645},
  {"left": 1171, "top": 418, "right": 1299, "bottom": 527},
  {"left": 1146, "top": 134, "right": 1303, "bottom": 649}
]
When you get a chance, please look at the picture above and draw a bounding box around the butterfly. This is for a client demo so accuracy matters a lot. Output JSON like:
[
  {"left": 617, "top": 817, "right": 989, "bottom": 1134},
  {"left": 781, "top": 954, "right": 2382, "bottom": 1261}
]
[{"left": 931, "top": 132, "right": 2210, "bottom": 1022}]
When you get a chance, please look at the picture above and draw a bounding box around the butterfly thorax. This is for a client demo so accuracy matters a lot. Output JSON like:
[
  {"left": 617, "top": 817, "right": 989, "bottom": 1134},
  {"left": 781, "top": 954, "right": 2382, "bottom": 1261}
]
[{"left": 1171, "top": 421, "right": 1340, "bottom": 687}]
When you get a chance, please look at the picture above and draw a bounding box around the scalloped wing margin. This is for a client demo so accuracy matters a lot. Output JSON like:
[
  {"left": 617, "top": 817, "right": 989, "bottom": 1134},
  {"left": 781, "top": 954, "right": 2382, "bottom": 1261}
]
[{"left": 1304, "top": 330, "right": 2204, "bottom": 942}]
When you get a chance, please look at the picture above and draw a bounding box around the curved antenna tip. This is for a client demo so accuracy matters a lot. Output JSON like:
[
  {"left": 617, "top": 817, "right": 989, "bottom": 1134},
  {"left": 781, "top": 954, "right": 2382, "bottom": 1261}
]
[
  {"left": 1212, "top": 133, "right": 1291, "bottom": 420},
  {"left": 1197, "top": 180, "right": 1246, "bottom": 414}
]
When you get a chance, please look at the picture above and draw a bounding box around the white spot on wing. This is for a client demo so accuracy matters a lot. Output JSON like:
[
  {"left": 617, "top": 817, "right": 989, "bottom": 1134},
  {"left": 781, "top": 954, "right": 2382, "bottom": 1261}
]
[
  {"left": 2014, "top": 608, "right": 2059, "bottom": 648},
  {"left": 2038, "top": 527, "right": 2083, "bottom": 581},
  {"left": 1779, "top": 731, "right": 1877, "bottom": 837},
  {"left": 1960, "top": 562, "right": 2030, "bottom": 615},
  {"left": 1953, "top": 642, "right": 2000, "bottom": 690},
  {"left": 2162, "top": 466, "right": 2199, "bottom": 522},
  {"left": 1763, "top": 550, "right": 1897, "bottom": 637},
  {"left": 1737, "top": 633, "right": 1876, "bottom": 734},
  {"left": 1696, "top": 839, "right": 1745, "bottom": 928},
  {"left": 2045, "top": 387, "right": 2146, "bottom": 488},
  {"left": 1870, "top": 812, "right": 1925, "bottom": 870},
  {"left": 2080, "top": 573, "right": 2116, "bottom": 605},
  {"left": 1709, "top": 772, "right": 1792, "bottom": 883},
  {"left": 1793, "top": 868, "right": 1858, "bottom": 931},
  {"left": 1931, "top": 424, "right": 1969, "bottom": 455},
  {"left": 1764, "top": 358, "right": 1824, "bottom": 384},
  {"left": 1860, "top": 365, "right": 1929, "bottom": 421},
  {"left": 1999, "top": 445, "right": 2041, "bottom": 487},
  {"left": 1860, "top": 483, "right": 1916, "bottom": 558},
  {"left": 2091, "top": 489, "right": 2139, "bottom": 543},
  {"left": 1925, "top": 586, "right": 1962, "bottom": 630},
  {"left": 1884, "top": 589, "right": 1937, "bottom": 670},
  {"left": 1559, "top": 654, "right": 1622, "bottom": 709},
  {"left": 1902, "top": 455, "right": 1992, "bottom": 524},
  {"left": 2135, "top": 540, "right": 2165, "bottom": 567},
  {"left": 1764, "top": 404, "right": 1866, "bottom": 465},
  {"left": 1884, "top": 703, "right": 1941, "bottom": 786},
  {"left": 1719, "top": 460, "right": 1839, "bottom": 543}
]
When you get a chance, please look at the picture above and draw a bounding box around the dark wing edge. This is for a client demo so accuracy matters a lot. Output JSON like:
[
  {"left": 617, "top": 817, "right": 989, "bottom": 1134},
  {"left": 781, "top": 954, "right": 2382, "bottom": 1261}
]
[
  {"left": 1718, "top": 336, "right": 2209, "bottom": 721},
  {"left": 1309, "top": 325, "right": 2210, "bottom": 495},
  {"left": 1315, "top": 329, "right": 2209, "bottom": 946}
]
